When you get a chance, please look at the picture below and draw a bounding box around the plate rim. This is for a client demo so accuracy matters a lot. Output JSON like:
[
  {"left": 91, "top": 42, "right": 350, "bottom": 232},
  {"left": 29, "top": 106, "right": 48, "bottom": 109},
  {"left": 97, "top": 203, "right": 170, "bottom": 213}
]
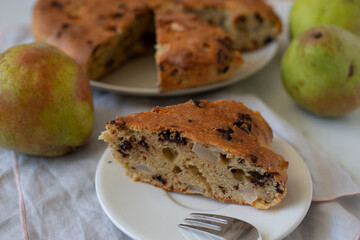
[
  {"left": 95, "top": 134, "right": 313, "bottom": 240},
  {"left": 90, "top": 41, "right": 279, "bottom": 97}
]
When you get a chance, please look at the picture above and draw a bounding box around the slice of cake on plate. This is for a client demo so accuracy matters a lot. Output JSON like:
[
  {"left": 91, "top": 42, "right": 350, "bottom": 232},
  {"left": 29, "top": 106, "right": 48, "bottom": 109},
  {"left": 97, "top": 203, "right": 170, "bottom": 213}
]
[
  {"left": 154, "top": 10, "right": 243, "bottom": 91},
  {"left": 99, "top": 100, "right": 288, "bottom": 209}
]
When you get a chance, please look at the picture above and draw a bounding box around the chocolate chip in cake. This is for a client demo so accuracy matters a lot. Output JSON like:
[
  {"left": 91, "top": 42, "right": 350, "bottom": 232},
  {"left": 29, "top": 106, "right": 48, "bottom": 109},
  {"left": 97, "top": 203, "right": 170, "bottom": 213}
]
[
  {"left": 138, "top": 140, "right": 149, "bottom": 150},
  {"left": 120, "top": 140, "right": 132, "bottom": 151},
  {"left": 234, "top": 185, "right": 239, "bottom": 190},
  {"left": 216, "top": 128, "right": 234, "bottom": 141},
  {"left": 170, "top": 68, "right": 178, "bottom": 76},
  {"left": 217, "top": 49, "right": 230, "bottom": 64},
  {"left": 218, "top": 65, "right": 229, "bottom": 74},
  {"left": 50, "top": 1, "right": 63, "bottom": 10},
  {"left": 105, "top": 59, "right": 115, "bottom": 69},
  {"left": 191, "top": 99, "right": 205, "bottom": 108},
  {"left": 250, "top": 155, "right": 258, "bottom": 164},
  {"left": 238, "top": 157, "right": 245, "bottom": 164},
  {"left": 62, "top": 23, "right": 69, "bottom": 29},
  {"left": 112, "top": 12, "right": 123, "bottom": 18},
  {"left": 218, "top": 185, "right": 226, "bottom": 194},
  {"left": 158, "top": 130, "right": 187, "bottom": 145},
  {"left": 264, "top": 36, "right": 273, "bottom": 45},
  {"left": 249, "top": 171, "right": 272, "bottom": 187},
  {"left": 188, "top": 119, "right": 193, "bottom": 123},
  {"left": 255, "top": 13, "right": 264, "bottom": 24},
  {"left": 152, "top": 174, "right": 167, "bottom": 185},
  {"left": 275, "top": 183, "right": 284, "bottom": 194},
  {"left": 238, "top": 16, "right": 247, "bottom": 23},
  {"left": 217, "top": 37, "right": 233, "bottom": 50}
]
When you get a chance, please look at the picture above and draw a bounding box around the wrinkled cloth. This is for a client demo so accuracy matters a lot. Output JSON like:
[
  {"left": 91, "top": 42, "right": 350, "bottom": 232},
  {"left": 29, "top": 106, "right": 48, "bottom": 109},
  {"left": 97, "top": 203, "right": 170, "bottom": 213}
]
[{"left": 1, "top": 5, "right": 360, "bottom": 240}]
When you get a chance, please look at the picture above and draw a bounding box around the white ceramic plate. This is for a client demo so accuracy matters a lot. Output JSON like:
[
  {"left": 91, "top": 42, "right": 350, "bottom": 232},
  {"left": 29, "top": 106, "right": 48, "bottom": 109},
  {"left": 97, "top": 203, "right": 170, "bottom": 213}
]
[
  {"left": 90, "top": 41, "right": 278, "bottom": 96},
  {"left": 95, "top": 135, "right": 312, "bottom": 240}
]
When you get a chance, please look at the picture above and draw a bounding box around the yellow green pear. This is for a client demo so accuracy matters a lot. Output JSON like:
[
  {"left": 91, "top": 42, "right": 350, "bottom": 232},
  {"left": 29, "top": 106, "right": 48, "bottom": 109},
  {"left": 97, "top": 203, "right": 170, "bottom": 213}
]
[
  {"left": 290, "top": 0, "right": 360, "bottom": 38},
  {"left": 281, "top": 25, "right": 360, "bottom": 117},
  {"left": 0, "top": 42, "right": 94, "bottom": 156}
]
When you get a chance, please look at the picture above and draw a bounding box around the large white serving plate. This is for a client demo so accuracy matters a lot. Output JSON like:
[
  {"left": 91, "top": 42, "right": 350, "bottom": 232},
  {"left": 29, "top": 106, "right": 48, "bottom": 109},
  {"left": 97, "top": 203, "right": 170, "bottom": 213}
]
[{"left": 90, "top": 41, "right": 278, "bottom": 96}]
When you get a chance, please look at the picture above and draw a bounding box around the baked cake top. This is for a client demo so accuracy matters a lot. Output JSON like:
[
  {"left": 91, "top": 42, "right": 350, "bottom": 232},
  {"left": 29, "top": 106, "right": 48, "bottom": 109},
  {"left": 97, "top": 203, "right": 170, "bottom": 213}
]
[
  {"left": 32, "top": 0, "right": 150, "bottom": 67},
  {"left": 155, "top": 10, "right": 242, "bottom": 72},
  {"left": 108, "top": 99, "right": 288, "bottom": 185}
]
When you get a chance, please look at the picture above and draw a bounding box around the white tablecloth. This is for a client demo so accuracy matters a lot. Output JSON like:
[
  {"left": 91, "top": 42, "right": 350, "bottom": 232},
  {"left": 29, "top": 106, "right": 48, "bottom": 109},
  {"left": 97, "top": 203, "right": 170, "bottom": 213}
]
[{"left": 0, "top": 1, "right": 360, "bottom": 240}]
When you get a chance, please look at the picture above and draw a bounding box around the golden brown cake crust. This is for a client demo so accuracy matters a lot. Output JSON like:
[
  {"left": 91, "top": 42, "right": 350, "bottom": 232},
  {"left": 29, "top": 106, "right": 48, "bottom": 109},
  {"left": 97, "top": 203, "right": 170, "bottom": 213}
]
[
  {"left": 110, "top": 99, "right": 288, "bottom": 185},
  {"left": 155, "top": 10, "right": 243, "bottom": 91},
  {"left": 32, "top": 0, "right": 152, "bottom": 77}
]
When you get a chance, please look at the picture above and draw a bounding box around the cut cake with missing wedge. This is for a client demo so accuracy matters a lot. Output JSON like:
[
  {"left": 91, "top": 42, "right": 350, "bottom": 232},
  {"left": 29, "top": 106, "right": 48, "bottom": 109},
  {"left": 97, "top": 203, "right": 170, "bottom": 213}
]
[
  {"left": 99, "top": 100, "right": 288, "bottom": 209},
  {"left": 154, "top": 10, "right": 243, "bottom": 91}
]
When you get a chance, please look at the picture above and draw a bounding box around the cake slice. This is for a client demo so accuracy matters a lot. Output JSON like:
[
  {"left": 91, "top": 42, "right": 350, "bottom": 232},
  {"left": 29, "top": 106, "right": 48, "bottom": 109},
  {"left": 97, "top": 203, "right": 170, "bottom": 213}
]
[
  {"left": 154, "top": 10, "right": 243, "bottom": 91},
  {"left": 99, "top": 100, "right": 288, "bottom": 209},
  {"left": 32, "top": 0, "right": 154, "bottom": 80},
  {"left": 174, "top": 0, "right": 282, "bottom": 51}
]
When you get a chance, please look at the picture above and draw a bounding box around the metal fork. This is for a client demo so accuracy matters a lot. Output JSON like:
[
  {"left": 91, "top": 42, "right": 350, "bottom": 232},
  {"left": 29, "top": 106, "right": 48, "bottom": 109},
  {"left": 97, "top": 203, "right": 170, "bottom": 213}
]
[{"left": 178, "top": 213, "right": 261, "bottom": 240}]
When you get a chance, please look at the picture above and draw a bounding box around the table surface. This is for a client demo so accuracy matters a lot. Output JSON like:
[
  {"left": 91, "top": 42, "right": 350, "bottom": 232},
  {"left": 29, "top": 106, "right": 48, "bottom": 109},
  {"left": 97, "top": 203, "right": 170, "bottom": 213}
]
[{"left": 0, "top": 0, "right": 359, "bottom": 189}]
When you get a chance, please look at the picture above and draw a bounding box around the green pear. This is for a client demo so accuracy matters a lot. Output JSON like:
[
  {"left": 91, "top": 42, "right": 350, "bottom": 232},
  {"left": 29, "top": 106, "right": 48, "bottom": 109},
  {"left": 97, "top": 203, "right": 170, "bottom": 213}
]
[
  {"left": 0, "top": 42, "right": 94, "bottom": 156},
  {"left": 290, "top": 0, "right": 360, "bottom": 38},
  {"left": 281, "top": 25, "right": 360, "bottom": 117}
]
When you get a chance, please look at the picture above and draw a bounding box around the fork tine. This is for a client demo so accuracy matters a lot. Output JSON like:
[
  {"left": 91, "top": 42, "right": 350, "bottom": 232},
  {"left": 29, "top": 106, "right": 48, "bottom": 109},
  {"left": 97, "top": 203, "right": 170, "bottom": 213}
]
[
  {"left": 184, "top": 218, "right": 223, "bottom": 230},
  {"left": 190, "top": 213, "right": 233, "bottom": 223},
  {"left": 178, "top": 223, "right": 222, "bottom": 237}
]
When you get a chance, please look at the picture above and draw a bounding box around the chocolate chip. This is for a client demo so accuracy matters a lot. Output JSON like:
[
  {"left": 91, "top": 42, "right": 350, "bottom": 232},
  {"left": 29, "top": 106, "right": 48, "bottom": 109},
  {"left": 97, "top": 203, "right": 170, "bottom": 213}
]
[
  {"left": 105, "top": 59, "right": 115, "bottom": 69},
  {"left": 188, "top": 119, "right": 193, "bottom": 123},
  {"left": 216, "top": 128, "right": 234, "bottom": 141},
  {"left": 170, "top": 68, "right": 178, "bottom": 76},
  {"left": 238, "top": 113, "right": 252, "bottom": 121},
  {"left": 275, "top": 183, "right": 284, "bottom": 194},
  {"left": 234, "top": 185, "right": 239, "bottom": 190},
  {"left": 250, "top": 155, "right": 258, "bottom": 163},
  {"left": 234, "top": 113, "right": 252, "bottom": 133},
  {"left": 62, "top": 23, "right": 69, "bottom": 29},
  {"left": 218, "top": 185, "right": 226, "bottom": 194},
  {"left": 50, "top": 1, "right": 63, "bottom": 9},
  {"left": 218, "top": 65, "right": 229, "bottom": 74},
  {"left": 248, "top": 171, "right": 272, "bottom": 187},
  {"left": 234, "top": 120, "right": 251, "bottom": 133},
  {"left": 255, "top": 13, "right": 264, "bottom": 23},
  {"left": 238, "top": 158, "right": 245, "bottom": 164},
  {"left": 217, "top": 49, "right": 230, "bottom": 64},
  {"left": 112, "top": 12, "right": 123, "bottom": 18},
  {"left": 264, "top": 36, "right": 273, "bottom": 44},
  {"left": 117, "top": 149, "right": 128, "bottom": 158},
  {"left": 92, "top": 45, "right": 100, "bottom": 55},
  {"left": 138, "top": 140, "right": 149, "bottom": 150},
  {"left": 217, "top": 37, "right": 233, "bottom": 50},
  {"left": 191, "top": 99, "right": 205, "bottom": 108},
  {"left": 152, "top": 174, "right": 167, "bottom": 185},
  {"left": 120, "top": 140, "right": 132, "bottom": 151},
  {"left": 158, "top": 130, "right": 187, "bottom": 145},
  {"left": 238, "top": 16, "right": 247, "bottom": 23}
]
